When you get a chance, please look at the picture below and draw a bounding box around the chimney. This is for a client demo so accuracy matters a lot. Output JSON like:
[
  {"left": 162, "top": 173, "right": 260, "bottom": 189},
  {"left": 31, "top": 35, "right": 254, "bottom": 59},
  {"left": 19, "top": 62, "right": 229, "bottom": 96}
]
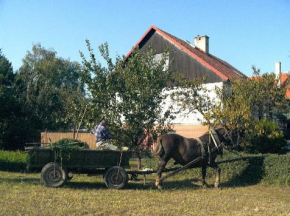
[
  {"left": 194, "top": 35, "right": 209, "bottom": 54},
  {"left": 275, "top": 61, "right": 281, "bottom": 85}
]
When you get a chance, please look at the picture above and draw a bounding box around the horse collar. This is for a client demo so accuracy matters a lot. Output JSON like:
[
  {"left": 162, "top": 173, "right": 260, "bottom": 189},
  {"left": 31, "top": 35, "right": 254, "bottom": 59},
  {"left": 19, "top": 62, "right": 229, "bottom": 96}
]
[{"left": 209, "top": 128, "right": 221, "bottom": 149}]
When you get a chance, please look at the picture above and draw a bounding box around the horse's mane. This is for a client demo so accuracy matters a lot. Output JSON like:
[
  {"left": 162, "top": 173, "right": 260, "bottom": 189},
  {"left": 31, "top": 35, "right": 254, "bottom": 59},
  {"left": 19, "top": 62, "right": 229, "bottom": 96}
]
[{"left": 152, "top": 136, "right": 163, "bottom": 156}]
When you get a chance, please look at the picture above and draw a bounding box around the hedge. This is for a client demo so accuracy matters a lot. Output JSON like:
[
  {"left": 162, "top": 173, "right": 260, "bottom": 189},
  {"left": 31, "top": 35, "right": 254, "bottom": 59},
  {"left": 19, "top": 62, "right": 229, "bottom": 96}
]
[
  {"left": 262, "top": 154, "right": 290, "bottom": 186},
  {"left": 144, "top": 151, "right": 290, "bottom": 187},
  {"left": 0, "top": 150, "right": 28, "bottom": 172}
]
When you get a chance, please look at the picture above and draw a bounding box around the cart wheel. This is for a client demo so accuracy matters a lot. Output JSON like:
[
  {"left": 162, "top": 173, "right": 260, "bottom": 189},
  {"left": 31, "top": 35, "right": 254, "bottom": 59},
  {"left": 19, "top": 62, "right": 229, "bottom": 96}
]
[
  {"left": 104, "top": 166, "right": 128, "bottom": 189},
  {"left": 41, "top": 162, "right": 67, "bottom": 187}
]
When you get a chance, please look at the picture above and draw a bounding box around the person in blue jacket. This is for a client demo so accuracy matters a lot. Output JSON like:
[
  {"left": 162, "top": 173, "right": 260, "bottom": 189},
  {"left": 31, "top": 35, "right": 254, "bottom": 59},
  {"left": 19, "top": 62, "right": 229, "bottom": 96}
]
[{"left": 91, "top": 118, "right": 119, "bottom": 150}]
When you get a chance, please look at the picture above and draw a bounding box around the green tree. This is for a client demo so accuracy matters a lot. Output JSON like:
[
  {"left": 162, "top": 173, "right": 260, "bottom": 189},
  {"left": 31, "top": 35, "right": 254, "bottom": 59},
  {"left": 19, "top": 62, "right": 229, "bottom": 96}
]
[
  {"left": 17, "top": 44, "right": 86, "bottom": 131},
  {"left": 0, "top": 50, "right": 34, "bottom": 150},
  {"left": 217, "top": 72, "right": 288, "bottom": 153},
  {"left": 80, "top": 41, "right": 175, "bottom": 167},
  {"left": 173, "top": 70, "right": 288, "bottom": 153}
]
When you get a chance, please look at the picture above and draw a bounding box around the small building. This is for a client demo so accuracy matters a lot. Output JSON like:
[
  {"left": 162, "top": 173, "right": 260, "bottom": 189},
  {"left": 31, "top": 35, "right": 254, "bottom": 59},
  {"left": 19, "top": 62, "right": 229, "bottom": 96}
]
[{"left": 126, "top": 25, "right": 247, "bottom": 138}]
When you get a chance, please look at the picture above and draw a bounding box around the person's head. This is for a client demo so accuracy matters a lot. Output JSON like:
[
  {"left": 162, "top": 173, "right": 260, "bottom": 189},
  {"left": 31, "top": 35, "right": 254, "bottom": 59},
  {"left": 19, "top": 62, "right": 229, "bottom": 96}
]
[{"left": 99, "top": 117, "right": 105, "bottom": 125}]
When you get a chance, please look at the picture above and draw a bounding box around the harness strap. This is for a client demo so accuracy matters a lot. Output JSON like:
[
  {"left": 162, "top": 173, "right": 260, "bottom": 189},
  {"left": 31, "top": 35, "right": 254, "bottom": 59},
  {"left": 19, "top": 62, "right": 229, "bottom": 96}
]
[
  {"left": 209, "top": 127, "right": 222, "bottom": 154},
  {"left": 209, "top": 127, "right": 221, "bottom": 147}
]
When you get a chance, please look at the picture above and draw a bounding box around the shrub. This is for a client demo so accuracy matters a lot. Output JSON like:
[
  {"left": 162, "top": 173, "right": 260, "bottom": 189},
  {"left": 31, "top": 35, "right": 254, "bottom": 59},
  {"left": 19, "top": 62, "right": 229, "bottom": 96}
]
[
  {"left": 245, "top": 119, "right": 287, "bottom": 154},
  {"left": 0, "top": 150, "right": 28, "bottom": 172},
  {"left": 262, "top": 154, "right": 290, "bottom": 186}
]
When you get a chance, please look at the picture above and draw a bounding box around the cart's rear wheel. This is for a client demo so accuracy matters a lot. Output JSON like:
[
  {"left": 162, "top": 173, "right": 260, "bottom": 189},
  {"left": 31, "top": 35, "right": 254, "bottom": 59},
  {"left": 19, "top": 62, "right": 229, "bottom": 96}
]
[
  {"left": 104, "top": 166, "right": 128, "bottom": 189},
  {"left": 41, "top": 162, "right": 67, "bottom": 187}
]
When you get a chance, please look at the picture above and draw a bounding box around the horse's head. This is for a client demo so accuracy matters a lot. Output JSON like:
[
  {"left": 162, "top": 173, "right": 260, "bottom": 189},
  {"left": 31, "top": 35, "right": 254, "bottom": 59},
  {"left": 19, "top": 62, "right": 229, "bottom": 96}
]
[{"left": 215, "top": 127, "right": 238, "bottom": 149}]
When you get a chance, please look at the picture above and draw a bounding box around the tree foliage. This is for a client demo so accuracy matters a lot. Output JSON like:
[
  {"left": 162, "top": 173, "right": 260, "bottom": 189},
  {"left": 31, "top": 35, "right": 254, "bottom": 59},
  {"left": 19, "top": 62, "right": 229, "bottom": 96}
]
[
  {"left": 80, "top": 41, "right": 175, "bottom": 152},
  {"left": 0, "top": 49, "right": 33, "bottom": 150},
  {"left": 213, "top": 72, "right": 287, "bottom": 136},
  {"left": 17, "top": 44, "right": 86, "bottom": 131},
  {"left": 173, "top": 70, "right": 289, "bottom": 153},
  {"left": 0, "top": 45, "right": 87, "bottom": 150}
]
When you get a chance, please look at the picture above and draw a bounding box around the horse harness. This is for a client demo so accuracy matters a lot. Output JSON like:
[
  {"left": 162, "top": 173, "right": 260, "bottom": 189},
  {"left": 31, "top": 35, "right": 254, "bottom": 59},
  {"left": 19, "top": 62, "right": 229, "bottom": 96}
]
[{"left": 195, "top": 128, "right": 222, "bottom": 165}]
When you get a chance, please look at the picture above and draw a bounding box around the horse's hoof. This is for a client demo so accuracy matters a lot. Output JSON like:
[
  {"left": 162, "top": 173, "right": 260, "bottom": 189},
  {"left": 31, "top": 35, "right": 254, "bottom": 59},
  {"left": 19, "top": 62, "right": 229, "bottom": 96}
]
[
  {"left": 214, "top": 184, "right": 221, "bottom": 189},
  {"left": 157, "top": 184, "right": 163, "bottom": 190},
  {"left": 155, "top": 181, "right": 163, "bottom": 189},
  {"left": 202, "top": 184, "right": 208, "bottom": 188},
  {"left": 155, "top": 181, "right": 158, "bottom": 187}
]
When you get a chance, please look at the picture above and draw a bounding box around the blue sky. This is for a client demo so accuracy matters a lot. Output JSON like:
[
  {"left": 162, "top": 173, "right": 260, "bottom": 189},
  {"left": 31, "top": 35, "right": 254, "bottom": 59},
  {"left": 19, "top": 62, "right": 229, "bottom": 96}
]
[{"left": 1, "top": 0, "right": 289, "bottom": 76}]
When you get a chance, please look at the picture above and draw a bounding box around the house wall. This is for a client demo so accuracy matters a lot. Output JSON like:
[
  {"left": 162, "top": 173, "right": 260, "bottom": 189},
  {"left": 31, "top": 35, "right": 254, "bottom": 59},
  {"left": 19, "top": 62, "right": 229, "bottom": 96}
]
[
  {"left": 171, "top": 124, "right": 209, "bottom": 138},
  {"left": 162, "top": 82, "right": 224, "bottom": 124}
]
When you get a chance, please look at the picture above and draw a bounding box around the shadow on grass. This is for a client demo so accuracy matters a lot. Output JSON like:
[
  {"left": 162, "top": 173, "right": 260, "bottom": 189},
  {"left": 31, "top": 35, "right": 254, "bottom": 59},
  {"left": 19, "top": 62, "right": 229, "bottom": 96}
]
[
  {"left": 64, "top": 177, "right": 203, "bottom": 190},
  {"left": 0, "top": 162, "right": 27, "bottom": 173},
  {"left": 66, "top": 181, "right": 108, "bottom": 189},
  {"left": 222, "top": 156, "right": 265, "bottom": 188},
  {"left": 125, "top": 177, "right": 203, "bottom": 190}
]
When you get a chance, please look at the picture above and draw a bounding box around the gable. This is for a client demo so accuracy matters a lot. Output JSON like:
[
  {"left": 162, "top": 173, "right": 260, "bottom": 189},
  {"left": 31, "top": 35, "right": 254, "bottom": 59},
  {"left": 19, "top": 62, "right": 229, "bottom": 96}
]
[
  {"left": 139, "top": 30, "right": 225, "bottom": 83},
  {"left": 126, "top": 26, "right": 247, "bottom": 84}
]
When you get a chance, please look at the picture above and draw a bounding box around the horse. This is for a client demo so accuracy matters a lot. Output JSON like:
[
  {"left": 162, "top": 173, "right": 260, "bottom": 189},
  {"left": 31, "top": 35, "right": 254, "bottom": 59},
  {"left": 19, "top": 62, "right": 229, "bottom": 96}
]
[{"left": 152, "top": 127, "right": 236, "bottom": 189}]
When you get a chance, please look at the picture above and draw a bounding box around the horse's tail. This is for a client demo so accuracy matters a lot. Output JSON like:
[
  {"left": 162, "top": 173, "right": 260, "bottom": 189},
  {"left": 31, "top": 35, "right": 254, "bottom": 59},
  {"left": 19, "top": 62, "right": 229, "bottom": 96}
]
[{"left": 151, "top": 136, "right": 163, "bottom": 156}]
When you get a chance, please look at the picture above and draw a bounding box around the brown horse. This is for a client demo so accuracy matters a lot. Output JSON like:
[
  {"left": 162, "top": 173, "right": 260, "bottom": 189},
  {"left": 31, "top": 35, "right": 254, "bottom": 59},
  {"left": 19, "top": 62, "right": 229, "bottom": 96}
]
[{"left": 152, "top": 127, "right": 235, "bottom": 189}]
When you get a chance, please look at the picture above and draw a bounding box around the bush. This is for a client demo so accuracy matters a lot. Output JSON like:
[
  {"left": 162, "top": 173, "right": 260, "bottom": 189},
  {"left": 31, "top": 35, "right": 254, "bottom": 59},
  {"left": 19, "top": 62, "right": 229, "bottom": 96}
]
[
  {"left": 245, "top": 119, "right": 287, "bottom": 154},
  {"left": 0, "top": 150, "right": 28, "bottom": 172},
  {"left": 262, "top": 154, "right": 290, "bottom": 186}
]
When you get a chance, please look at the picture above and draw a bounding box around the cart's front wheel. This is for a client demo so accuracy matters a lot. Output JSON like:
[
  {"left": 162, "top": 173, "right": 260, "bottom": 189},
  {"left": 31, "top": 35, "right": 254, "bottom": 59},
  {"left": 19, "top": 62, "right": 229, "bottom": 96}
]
[
  {"left": 41, "top": 162, "right": 67, "bottom": 187},
  {"left": 104, "top": 166, "right": 128, "bottom": 189}
]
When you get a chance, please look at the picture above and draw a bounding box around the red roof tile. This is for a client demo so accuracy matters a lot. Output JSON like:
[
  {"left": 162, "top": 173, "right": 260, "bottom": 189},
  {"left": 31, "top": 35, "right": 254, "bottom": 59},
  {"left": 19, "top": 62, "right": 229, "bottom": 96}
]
[
  {"left": 126, "top": 25, "right": 247, "bottom": 81},
  {"left": 281, "top": 73, "right": 290, "bottom": 99}
]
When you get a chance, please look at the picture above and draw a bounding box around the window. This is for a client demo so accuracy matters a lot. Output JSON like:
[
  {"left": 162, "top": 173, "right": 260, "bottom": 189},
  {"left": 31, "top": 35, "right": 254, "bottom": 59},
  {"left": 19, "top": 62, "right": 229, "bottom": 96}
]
[{"left": 154, "top": 53, "right": 169, "bottom": 71}]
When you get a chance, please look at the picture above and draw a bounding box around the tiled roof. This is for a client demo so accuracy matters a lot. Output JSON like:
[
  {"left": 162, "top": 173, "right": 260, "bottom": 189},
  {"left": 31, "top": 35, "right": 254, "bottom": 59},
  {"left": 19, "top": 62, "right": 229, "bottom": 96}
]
[
  {"left": 281, "top": 73, "right": 290, "bottom": 99},
  {"left": 126, "top": 25, "right": 247, "bottom": 81}
]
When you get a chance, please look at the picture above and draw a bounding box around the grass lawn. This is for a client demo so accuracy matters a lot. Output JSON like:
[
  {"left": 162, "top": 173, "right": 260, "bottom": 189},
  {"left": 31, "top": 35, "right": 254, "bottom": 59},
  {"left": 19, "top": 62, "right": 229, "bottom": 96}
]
[{"left": 1, "top": 166, "right": 290, "bottom": 216}]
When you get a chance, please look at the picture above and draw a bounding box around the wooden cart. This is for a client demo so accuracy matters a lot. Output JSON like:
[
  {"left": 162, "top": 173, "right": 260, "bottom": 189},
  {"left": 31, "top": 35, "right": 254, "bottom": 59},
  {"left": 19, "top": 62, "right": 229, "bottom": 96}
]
[{"left": 28, "top": 147, "right": 132, "bottom": 189}]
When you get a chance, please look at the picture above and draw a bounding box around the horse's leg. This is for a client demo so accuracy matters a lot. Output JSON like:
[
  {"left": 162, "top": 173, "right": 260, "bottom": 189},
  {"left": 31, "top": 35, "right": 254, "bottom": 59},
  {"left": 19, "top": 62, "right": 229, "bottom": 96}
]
[
  {"left": 210, "top": 162, "right": 221, "bottom": 188},
  {"left": 201, "top": 166, "right": 208, "bottom": 188},
  {"left": 156, "top": 158, "right": 168, "bottom": 189}
]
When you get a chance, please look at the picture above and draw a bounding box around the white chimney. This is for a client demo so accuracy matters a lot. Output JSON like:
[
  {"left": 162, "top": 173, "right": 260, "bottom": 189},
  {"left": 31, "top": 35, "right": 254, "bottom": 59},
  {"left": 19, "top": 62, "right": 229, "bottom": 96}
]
[
  {"left": 194, "top": 35, "right": 209, "bottom": 54},
  {"left": 275, "top": 61, "right": 281, "bottom": 85}
]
